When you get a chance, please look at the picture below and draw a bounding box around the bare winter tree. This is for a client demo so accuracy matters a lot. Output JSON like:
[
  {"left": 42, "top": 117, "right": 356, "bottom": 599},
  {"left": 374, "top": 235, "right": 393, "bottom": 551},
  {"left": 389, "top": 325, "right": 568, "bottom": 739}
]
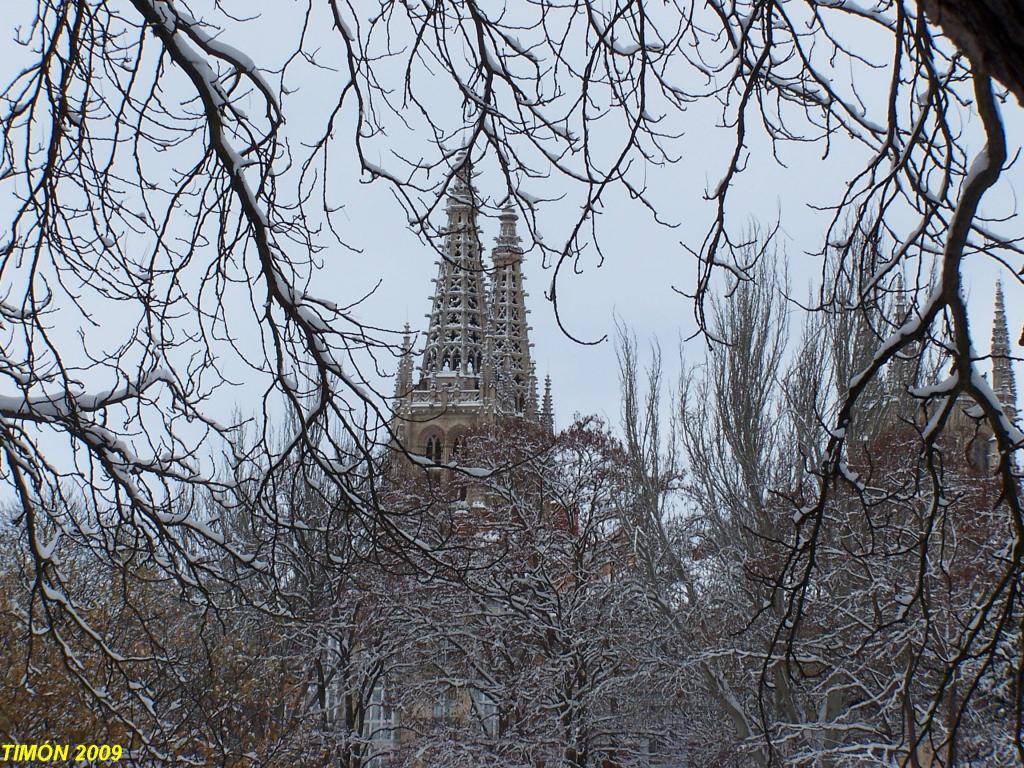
[
  {"left": 378, "top": 418, "right": 687, "bottom": 768},
  {"left": 619, "top": 243, "right": 1020, "bottom": 765},
  {"left": 0, "top": 0, "right": 400, "bottom": 743},
  {"left": 4, "top": 0, "right": 1024, "bottom": 761}
]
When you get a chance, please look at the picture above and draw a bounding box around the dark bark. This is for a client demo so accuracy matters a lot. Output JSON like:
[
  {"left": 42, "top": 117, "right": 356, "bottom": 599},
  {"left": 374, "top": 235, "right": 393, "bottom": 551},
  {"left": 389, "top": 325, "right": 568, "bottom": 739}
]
[{"left": 921, "top": 0, "right": 1024, "bottom": 104}]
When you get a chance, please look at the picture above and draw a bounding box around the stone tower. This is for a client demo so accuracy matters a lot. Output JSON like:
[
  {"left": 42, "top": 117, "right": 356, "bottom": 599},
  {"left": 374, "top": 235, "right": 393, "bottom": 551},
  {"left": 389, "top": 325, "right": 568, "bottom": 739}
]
[{"left": 393, "top": 172, "right": 552, "bottom": 465}]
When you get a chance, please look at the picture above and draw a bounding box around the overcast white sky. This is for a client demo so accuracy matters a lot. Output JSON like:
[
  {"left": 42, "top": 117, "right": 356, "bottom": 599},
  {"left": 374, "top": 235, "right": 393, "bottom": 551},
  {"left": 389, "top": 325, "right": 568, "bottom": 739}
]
[
  {"left": 1, "top": 1, "right": 1022, "bottom": 441},
  {"left": 288, "top": 26, "right": 1024, "bottom": 434}
]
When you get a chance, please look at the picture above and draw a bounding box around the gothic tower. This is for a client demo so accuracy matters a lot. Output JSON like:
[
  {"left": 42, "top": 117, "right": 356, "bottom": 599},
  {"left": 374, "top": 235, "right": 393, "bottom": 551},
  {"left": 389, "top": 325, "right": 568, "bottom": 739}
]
[{"left": 394, "top": 173, "right": 553, "bottom": 467}]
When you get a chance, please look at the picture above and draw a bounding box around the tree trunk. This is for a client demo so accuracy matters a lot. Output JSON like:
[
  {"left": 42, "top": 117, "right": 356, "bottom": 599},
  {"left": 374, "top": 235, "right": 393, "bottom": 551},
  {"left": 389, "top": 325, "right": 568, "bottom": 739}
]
[{"left": 921, "top": 0, "right": 1024, "bottom": 103}]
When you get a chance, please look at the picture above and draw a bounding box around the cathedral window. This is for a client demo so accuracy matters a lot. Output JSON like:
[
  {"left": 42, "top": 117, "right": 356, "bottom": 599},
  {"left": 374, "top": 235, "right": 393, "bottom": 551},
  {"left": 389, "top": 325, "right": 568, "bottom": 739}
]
[
  {"left": 364, "top": 681, "right": 397, "bottom": 767},
  {"left": 433, "top": 687, "right": 455, "bottom": 720},
  {"left": 968, "top": 437, "right": 990, "bottom": 471},
  {"left": 426, "top": 434, "right": 444, "bottom": 464},
  {"left": 470, "top": 689, "right": 499, "bottom": 737}
]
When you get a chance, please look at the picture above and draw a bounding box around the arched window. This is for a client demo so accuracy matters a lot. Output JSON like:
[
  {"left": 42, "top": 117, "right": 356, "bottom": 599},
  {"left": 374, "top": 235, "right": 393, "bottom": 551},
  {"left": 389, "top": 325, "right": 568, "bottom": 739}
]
[
  {"left": 451, "top": 433, "right": 466, "bottom": 458},
  {"left": 425, "top": 434, "right": 444, "bottom": 464},
  {"left": 968, "top": 437, "right": 990, "bottom": 471}
]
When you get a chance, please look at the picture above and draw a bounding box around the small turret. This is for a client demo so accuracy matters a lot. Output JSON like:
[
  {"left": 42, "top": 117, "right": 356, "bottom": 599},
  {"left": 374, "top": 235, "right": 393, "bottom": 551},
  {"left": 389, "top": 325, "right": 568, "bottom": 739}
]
[
  {"left": 886, "top": 273, "right": 918, "bottom": 415},
  {"left": 540, "top": 375, "right": 554, "bottom": 436},
  {"left": 394, "top": 323, "right": 414, "bottom": 401},
  {"left": 527, "top": 365, "right": 539, "bottom": 421}
]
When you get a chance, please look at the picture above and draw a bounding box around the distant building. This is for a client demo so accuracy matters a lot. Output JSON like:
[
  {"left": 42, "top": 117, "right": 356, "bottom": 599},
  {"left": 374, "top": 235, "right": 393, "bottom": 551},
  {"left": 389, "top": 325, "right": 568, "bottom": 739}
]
[
  {"left": 391, "top": 167, "right": 553, "bottom": 472},
  {"left": 861, "top": 280, "right": 1019, "bottom": 472},
  {"left": 948, "top": 281, "right": 1018, "bottom": 470},
  {"left": 366, "top": 169, "right": 558, "bottom": 766}
]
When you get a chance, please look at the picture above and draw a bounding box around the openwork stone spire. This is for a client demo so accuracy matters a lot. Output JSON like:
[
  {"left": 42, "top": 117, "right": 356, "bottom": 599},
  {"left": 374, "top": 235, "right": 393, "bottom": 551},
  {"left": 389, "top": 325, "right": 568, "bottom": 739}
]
[
  {"left": 419, "top": 166, "right": 487, "bottom": 385},
  {"left": 487, "top": 201, "right": 534, "bottom": 415},
  {"left": 992, "top": 281, "right": 1018, "bottom": 421}
]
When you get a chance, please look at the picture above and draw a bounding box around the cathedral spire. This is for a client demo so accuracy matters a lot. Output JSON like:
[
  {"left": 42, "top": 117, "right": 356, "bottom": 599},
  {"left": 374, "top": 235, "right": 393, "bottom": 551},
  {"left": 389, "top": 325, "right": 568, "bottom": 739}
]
[
  {"left": 992, "top": 281, "right": 1018, "bottom": 421},
  {"left": 418, "top": 163, "right": 487, "bottom": 386},
  {"left": 540, "top": 375, "right": 554, "bottom": 435},
  {"left": 487, "top": 200, "right": 534, "bottom": 416}
]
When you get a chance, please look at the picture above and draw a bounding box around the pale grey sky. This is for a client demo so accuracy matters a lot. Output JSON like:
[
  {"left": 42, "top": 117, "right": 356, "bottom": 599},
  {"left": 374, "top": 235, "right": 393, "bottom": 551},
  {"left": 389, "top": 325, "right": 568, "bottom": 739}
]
[{"left": 1, "top": 1, "right": 1021, "bottom": 445}]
